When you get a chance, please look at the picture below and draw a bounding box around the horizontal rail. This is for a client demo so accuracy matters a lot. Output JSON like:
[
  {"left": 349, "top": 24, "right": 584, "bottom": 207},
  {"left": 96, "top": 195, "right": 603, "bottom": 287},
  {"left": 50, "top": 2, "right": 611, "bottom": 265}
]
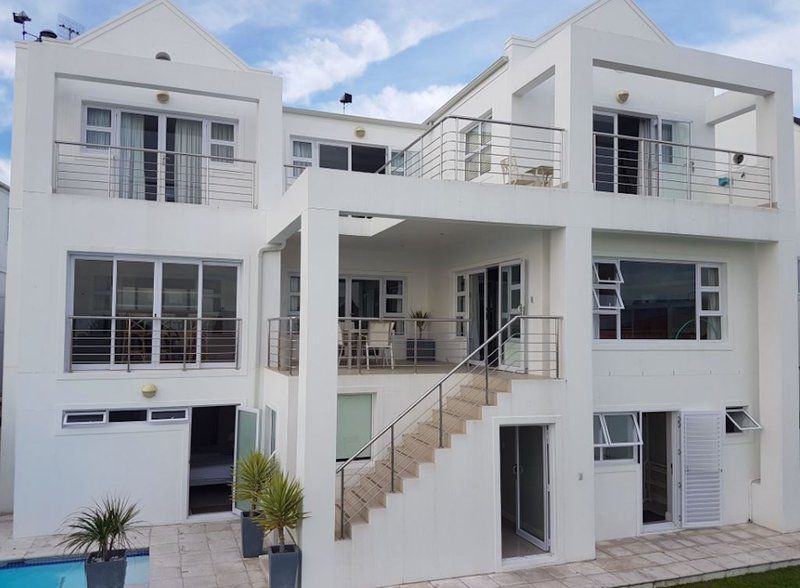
[
  {"left": 54, "top": 141, "right": 257, "bottom": 208},
  {"left": 67, "top": 315, "right": 241, "bottom": 372},
  {"left": 592, "top": 132, "right": 773, "bottom": 207}
]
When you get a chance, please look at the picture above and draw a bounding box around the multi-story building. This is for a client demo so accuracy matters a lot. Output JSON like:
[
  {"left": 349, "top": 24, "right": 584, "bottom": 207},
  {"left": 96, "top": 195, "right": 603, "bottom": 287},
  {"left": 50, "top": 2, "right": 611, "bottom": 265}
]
[{"left": 1, "top": 0, "right": 798, "bottom": 586}]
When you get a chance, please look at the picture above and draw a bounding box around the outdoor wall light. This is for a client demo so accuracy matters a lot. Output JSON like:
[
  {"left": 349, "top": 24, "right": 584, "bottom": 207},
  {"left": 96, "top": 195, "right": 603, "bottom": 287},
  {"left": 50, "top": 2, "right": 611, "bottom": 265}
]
[
  {"left": 156, "top": 91, "right": 170, "bottom": 104},
  {"left": 141, "top": 383, "right": 157, "bottom": 398},
  {"left": 354, "top": 126, "right": 366, "bottom": 138},
  {"left": 616, "top": 89, "right": 630, "bottom": 104}
]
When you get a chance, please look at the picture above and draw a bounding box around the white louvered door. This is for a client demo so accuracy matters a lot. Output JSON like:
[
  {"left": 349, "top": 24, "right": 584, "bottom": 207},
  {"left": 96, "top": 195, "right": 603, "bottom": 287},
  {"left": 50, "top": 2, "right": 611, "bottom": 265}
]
[{"left": 681, "top": 411, "right": 723, "bottom": 528}]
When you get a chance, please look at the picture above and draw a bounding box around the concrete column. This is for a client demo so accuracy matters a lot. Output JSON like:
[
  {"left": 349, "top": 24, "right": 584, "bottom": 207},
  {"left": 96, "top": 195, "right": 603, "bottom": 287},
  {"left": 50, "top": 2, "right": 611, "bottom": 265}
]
[
  {"left": 548, "top": 225, "right": 595, "bottom": 560},
  {"left": 295, "top": 207, "right": 339, "bottom": 583},
  {"left": 553, "top": 32, "right": 593, "bottom": 193},
  {"left": 752, "top": 235, "right": 800, "bottom": 531}
]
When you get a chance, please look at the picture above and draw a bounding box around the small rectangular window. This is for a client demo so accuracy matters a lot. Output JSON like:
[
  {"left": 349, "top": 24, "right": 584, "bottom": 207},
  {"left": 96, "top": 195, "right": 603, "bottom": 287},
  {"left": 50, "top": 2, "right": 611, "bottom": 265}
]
[
  {"left": 336, "top": 394, "right": 373, "bottom": 461},
  {"left": 63, "top": 411, "right": 107, "bottom": 426},
  {"left": 288, "top": 274, "right": 301, "bottom": 315},
  {"left": 593, "top": 261, "right": 623, "bottom": 284},
  {"left": 725, "top": 407, "right": 762, "bottom": 433},
  {"left": 263, "top": 406, "right": 277, "bottom": 455},
  {"left": 85, "top": 107, "right": 112, "bottom": 147},
  {"left": 593, "top": 412, "right": 642, "bottom": 463},
  {"left": 149, "top": 409, "right": 189, "bottom": 422},
  {"left": 210, "top": 122, "right": 235, "bottom": 161},
  {"left": 108, "top": 409, "right": 148, "bottom": 423}
]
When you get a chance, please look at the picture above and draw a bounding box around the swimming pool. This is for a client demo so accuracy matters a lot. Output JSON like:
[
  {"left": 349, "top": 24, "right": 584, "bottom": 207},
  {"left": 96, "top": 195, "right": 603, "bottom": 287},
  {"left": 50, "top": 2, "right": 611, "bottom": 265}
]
[{"left": 0, "top": 551, "right": 149, "bottom": 587}]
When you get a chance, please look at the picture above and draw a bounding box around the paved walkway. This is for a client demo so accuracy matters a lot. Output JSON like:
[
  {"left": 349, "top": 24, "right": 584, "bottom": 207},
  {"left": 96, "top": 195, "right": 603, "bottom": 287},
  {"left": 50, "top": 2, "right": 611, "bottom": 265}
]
[
  {"left": 0, "top": 514, "right": 267, "bottom": 587},
  {"left": 395, "top": 524, "right": 800, "bottom": 588}
]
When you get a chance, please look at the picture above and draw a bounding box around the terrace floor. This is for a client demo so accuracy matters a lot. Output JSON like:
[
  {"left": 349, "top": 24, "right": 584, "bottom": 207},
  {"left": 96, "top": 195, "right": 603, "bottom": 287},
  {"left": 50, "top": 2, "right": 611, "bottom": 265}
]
[
  {"left": 394, "top": 523, "right": 800, "bottom": 588},
  {"left": 0, "top": 514, "right": 267, "bottom": 587}
]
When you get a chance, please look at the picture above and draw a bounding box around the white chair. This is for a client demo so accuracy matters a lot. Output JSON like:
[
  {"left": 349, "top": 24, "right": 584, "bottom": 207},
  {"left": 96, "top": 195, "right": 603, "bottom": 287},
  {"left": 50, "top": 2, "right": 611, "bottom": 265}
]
[
  {"left": 338, "top": 320, "right": 354, "bottom": 367},
  {"left": 501, "top": 157, "right": 538, "bottom": 186},
  {"left": 365, "top": 321, "right": 395, "bottom": 370}
]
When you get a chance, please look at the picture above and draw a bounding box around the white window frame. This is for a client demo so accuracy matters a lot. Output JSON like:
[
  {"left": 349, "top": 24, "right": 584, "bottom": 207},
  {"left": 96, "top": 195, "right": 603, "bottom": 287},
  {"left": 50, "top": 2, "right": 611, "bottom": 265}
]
[
  {"left": 288, "top": 136, "right": 389, "bottom": 174},
  {"left": 464, "top": 112, "right": 492, "bottom": 181},
  {"left": 84, "top": 106, "right": 113, "bottom": 147},
  {"left": 209, "top": 122, "right": 236, "bottom": 162},
  {"left": 291, "top": 140, "right": 313, "bottom": 177},
  {"left": 593, "top": 411, "right": 643, "bottom": 464},
  {"left": 725, "top": 407, "right": 762, "bottom": 433},
  {"left": 455, "top": 274, "right": 467, "bottom": 337},
  {"left": 148, "top": 408, "right": 189, "bottom": 423},
  {"left": 592, "top": 258, "right": 726, "bottom": 342},
  {"left": 336, "top": 392, "right": 374, "bottom": 462},
  {"left": 67, "top": 254, "right": 241, "bottom": 371},
  {"left": 63, "top": 410, "right": 108, "bottom": 427},
  {"left": 288, "top": 274, "right": 301, "bottom": 315}
]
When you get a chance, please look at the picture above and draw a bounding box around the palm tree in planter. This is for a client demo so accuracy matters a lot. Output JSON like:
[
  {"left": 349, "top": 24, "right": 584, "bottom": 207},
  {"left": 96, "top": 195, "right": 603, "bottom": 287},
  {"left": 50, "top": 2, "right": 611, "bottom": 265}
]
[
  {"left": 59, "top": 496, "right": 141, "bottom": 588},
  {"left": 255, "top": 468, "right": 309, "bottom": 588},
  {"left": 231, "top": 451, "right": 278, "bottom": 557}
]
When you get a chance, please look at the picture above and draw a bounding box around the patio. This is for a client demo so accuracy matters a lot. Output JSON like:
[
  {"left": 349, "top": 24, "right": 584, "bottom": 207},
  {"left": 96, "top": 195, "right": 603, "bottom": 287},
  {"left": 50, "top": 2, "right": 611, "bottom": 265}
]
[
  {"left": 0, "top": 514, "right": 267, "bottom": 587},
  {"left": 394, "top": 523, "right": 800, "bottom": 588}
]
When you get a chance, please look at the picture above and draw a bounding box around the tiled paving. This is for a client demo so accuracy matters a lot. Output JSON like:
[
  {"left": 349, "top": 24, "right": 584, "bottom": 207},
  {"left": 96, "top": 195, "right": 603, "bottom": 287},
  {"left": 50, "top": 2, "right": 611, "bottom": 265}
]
[
  {"left": 394, "top": 524, "right": 800, "bottom": 588},
  {"left": 0, "top": 514, "right": 267, "bottom": 587}
]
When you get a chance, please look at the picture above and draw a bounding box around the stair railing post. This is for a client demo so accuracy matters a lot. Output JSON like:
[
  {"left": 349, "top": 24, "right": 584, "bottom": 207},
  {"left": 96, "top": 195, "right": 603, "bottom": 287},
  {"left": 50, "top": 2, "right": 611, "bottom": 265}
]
[
  {"left": 438, "top": 383, "right": 444, "bottom": 448},
  {"left": 390, "top": 424, "right": 396, "bottom": 493},
  {"left": 339, "top": 467, "right": 345, "bottom": 539},
  {"left": 484, "top": 342, "right": 490, "bottom": 405}
]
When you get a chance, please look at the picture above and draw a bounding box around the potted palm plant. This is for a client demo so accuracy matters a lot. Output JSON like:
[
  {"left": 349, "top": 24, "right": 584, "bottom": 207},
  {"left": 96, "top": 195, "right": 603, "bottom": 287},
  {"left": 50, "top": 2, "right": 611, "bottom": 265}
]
[
  {"left": 59, "top": 496, "right": 140, "bottom": 588},
  {"left": 255, "top": 468, "right": 308, "bottom": 588},
  {"left": 231, "top": 451, "right": 278, "bottom": 558},
  {"left": 406, "top": 310, "right": 435, "bottom": 361}
]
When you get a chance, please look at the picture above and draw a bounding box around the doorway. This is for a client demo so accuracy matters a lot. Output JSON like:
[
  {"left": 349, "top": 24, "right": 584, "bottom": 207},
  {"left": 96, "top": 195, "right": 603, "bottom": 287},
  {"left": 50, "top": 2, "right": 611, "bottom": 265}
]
[
  {"left": 500, "top": 425, "right": 550, "bottom": 558},
  {"left": 463, "top": 261, "right": 524, "bottom": 366},
  {"left": 641, "top": 412, "right": 679, "bottom": 529},
  {"left": 188, "top": 405, "right": 236, "bottom": 515},
  {"left": 593, "top": 112, "right": 656, "bottom": 196}
]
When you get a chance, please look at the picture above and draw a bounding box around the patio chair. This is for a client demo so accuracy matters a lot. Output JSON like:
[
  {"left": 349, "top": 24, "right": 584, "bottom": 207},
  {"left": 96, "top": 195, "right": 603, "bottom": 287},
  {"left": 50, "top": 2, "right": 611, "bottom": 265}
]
[
  {"left": 338, "top": 320, "right": 354, "bottom": 366},
  {"left": 365, "top": 320, "right": 395, "bottom": 370},
  {"left": 500, "top": 157, "right": 540, "bottom": 186}
]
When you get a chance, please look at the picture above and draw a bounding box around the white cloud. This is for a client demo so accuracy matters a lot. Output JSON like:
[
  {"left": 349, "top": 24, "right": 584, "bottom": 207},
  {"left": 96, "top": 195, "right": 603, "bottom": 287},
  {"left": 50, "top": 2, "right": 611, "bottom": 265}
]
[
  {"left": 180, "top": 0, "right": 319, "bottom": 34},
  {"left": 701, "top": 1, "right": 800, "bottom": 111},
  {"left": 322, "top": 84, "right": 463, "bottom": 123},
  {"left": 0, "top": 157, "right": 9, "bottom": 184}
]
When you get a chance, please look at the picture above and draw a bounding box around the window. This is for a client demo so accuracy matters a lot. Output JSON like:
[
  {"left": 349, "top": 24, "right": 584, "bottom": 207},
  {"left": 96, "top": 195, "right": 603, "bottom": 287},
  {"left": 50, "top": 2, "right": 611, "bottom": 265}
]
[
  {"left": 288, "top": 275, "right": 301, "bottom": 314},
  {"left": 63, "top": 407, "right": 190, "bottom": 427},
  {"left": 594, "top": 412, "right": 642, "bottom": 463},
  {"left": 660, "top": 120, "right": 690, "bottom": 166},
  {"left": 464, "top": 112, "right": 492, "bottom": 181},
  {"left": 319, "top": 144, "right": 349, "bottom": 170},
  {"left": 63, "top": 411, "right": 107, "bottom": 426},
  {"left": 455, "top": 275, "right": 467, "bottom": 337},
  {"left": 210, "top": 122, "right": 235, "bottom": 161},
  {"left": 108, "top": 409, "right": 147, "bottom": 423},
  {"left": 725, "top": 407, "right": 762, "bottom": 434},
  {"left": 149, "top": 408, "right": 189, "bottom": 422},
  {"left": 593, "top": 259, "right": 724, "bottom": 341},
  {"left": 292, "top": 141, "right": 312, "bottom": 177},
  {"left": 69, "top": 256, "right": 239, "bottom": 369},
  {"left": 336, "top": 394, "right": 373, "bottom": 461},
  {"left": 85, "top": 107, "right": 112, "bottom": 147},
  {"left": 264, "top": 406, "right": 277, "bottom": 455},
  {"left": 291, "top": 138, "right": 389, "bottom": 175}
]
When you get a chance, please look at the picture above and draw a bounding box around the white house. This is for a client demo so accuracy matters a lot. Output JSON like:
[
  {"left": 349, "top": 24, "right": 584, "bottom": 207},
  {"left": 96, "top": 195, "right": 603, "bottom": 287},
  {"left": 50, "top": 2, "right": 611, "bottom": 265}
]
[{"left": 0, "top": 0, "right": 798, "bottom": 586}]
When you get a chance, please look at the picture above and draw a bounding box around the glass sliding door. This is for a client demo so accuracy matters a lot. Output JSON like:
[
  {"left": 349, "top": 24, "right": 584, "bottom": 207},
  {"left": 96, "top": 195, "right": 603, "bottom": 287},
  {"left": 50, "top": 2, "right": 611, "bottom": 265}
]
[
  {"left": 71, "top": 259, "right": 113, "bottom": 365},
  {"left": 166, "top": 118, "right": 204, "bottom": 204},
  {"left": 160, "top": 263, "right": 198, "bottom": 364},
  {"left": 516, "top": 425, "right": 549, "bottom": 550},
  {"left": 202, "top": 264, "right": 239, "bottom": 364},
  {"left": 118, "top": 112, "right": 158, "bottom": 200},
  {"left": 349, "top": 279, "right": 380, "bottom": 319},
  {"left": 500, "top": 263, "right": 524, "bottom": 369},
  {"left": 468, "top": 271, "right": 486, "bottom": 359},
  {"left": 233, "top": 407, "right": 260, "bottom": 513},
  {"left": 115, "top": 260, "right": 155, "bottom": 365}
]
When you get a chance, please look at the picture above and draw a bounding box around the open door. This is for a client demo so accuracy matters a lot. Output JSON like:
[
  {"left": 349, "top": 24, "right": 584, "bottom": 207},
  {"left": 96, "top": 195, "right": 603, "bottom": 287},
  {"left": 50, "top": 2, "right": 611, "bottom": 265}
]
[
  {"left": 516, "top": 425, "right": 549, "bottom": 550},
  {"left": 681, "top": 411, "right": 722, "bottom": 528},
  {"left": 233, "top": 407, "right": 261, "bottom": 513},
  {"left": 499, "top": 262, "right": 524, "bottom": 370}
]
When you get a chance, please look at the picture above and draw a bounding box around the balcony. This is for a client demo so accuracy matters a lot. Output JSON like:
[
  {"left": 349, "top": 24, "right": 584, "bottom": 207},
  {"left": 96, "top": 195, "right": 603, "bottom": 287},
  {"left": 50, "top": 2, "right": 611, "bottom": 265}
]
[
  {"left": 54, "top": 141, "right": 257, "bottom": 207},
  {"left": 67, "top": 315, "right": 241, "bottom": 371},
  {"left": 265, "top": 316, "right": 561, "bottom": 377},
  {"left": 592, "top": 132, "right": 773, "bottom": 207}
]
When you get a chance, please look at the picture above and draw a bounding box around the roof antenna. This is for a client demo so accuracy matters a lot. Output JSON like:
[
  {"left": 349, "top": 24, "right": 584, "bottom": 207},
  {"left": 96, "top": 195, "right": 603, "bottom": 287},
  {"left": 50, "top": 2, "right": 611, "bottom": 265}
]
[
  {"left": 12, "top": 10, "right": 57, "bottom": 42},
  {"left": 57, "top": 14, "right": 84, "bottom": 40},
  {"left": 339, "top": 92, "right": 352, "bottom": 114}
]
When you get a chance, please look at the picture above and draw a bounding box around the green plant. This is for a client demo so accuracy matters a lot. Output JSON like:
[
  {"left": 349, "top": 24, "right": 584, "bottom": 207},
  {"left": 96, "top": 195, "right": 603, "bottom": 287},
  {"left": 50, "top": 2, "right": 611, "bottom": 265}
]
[
  {"left": 255, "top": 469, "right": 309, "bottom": 552},
  {"left": 231, "top": 451, "right": 279, "bottom": 514},
  {"left": 59, "top": 496, "right": 141, "bottom": 562},
  {"left": 410, "top": 310, "right": 430, "bottom": 337}
]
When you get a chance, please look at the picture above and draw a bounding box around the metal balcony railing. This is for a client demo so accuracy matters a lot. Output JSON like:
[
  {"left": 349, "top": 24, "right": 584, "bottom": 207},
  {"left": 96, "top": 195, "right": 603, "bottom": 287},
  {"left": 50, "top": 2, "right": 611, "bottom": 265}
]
[
  {"left": 334, "top": 315, "right": 562, "bottom": 539},
  {"left": 67, "top": 315, "right": 241, "bottom": 371},
  {"left": 54, "top": 141, "right": 257, "bottom": 207},
  {"left": 376, "top": 116, "right": 564, "bottom": 187},
  {"left": 592, "top": 132, "right": 773, "bottom": 207}
]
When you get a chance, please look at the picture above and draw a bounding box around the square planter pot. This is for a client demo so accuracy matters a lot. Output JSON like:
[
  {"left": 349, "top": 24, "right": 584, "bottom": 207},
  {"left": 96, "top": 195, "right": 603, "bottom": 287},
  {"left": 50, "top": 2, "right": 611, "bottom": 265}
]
[
  {"left": 240, "top": 512, "right": 265, "bottom": 558},
  {"left": 406, "top": 338, "right": 436, "bottom": 362},
  {"left": 85, "top": 550, "right": 127, "bottom": 588},
  {"left": 268, "top": 544, "right": 301, "bottom": 588}
]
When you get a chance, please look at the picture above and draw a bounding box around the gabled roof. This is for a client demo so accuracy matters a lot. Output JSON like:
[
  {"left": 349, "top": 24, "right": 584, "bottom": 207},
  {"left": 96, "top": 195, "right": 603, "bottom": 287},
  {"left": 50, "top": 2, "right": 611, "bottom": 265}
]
[{"left": 71, "top": 0, "right": 252, "bottom": 72}]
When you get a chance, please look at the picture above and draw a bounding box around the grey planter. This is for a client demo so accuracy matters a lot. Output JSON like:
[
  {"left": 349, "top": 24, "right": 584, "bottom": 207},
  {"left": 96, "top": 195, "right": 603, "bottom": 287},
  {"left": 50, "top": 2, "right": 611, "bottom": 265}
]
[
  {"left": 84, "top": 551, "right": 127, "bottom": 588},
  {"left": 268, "top": 544, "right": 301, "bottom": 588},
  {"left": 240, "top": 512, "right": 265, "bottom": 558}
]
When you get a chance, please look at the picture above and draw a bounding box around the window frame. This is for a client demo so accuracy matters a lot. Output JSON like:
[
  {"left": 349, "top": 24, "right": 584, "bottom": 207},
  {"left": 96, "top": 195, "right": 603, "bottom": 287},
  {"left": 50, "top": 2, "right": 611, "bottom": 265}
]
[
  {"left": 725, "top": 406, "right": 762, "bottom": 434},
  {"left": 148, "top": 408, "right": 189, "bottom": 423},
  {"left": 209, "top": 122, "right": 236, "bottom": 163},
  {"left": 336, "top": 393, "right": 374, "bottom": 462},
  {"left": 288, "top": 136, "right": 389, "bottom": 174},
  {"left": 67, "top": 254, "right": 241, "bottom": 371},
  {"left": 63, "top": 410, "right": 108, "bottom": 427},
  {"left": 464, "top": 112, "right": 493, "bottom": 181},
  {"left": 84, "top": 106, "right": 113, "bottom": 148},
  {"left": 593, "top": 411, "right": 643, "bottom": 464},
  {"left": 592, "top": 258, "right": 726, "bottom": 342},
  {"left": 455, "top": 274, "right": 467, "bottom": 337}
]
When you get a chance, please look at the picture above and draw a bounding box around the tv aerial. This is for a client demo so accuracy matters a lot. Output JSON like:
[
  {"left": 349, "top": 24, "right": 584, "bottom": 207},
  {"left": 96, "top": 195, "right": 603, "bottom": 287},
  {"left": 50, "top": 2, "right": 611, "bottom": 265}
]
[{"left": 57, "top": 13, "right": 84, "bottom": 40}]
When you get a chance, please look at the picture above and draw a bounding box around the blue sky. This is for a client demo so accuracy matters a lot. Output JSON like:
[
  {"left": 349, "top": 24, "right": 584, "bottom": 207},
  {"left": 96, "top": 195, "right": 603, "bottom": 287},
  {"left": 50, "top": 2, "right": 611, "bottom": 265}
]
[{"left": 0, "top": 0, "right": 798, "bottom": 183}]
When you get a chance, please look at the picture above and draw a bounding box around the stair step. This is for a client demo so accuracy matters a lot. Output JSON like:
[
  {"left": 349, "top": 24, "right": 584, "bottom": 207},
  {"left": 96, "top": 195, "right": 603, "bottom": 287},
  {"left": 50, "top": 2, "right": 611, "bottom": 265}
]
[{"left": 428, "top": 409, "right": 468, "bottom": 433}]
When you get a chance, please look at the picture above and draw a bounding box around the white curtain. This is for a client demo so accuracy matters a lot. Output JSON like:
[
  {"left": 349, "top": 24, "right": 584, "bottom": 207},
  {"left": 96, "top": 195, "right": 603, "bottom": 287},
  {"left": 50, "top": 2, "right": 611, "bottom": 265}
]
[
  {"left": 119, "top": 113, "right": 145, "bottom": 200},
  {"left": 173, "top": 119, "right": 203, "bottom": 204},
  {"left": 638, "top": 118, "right": 655, "bottom": 196}
]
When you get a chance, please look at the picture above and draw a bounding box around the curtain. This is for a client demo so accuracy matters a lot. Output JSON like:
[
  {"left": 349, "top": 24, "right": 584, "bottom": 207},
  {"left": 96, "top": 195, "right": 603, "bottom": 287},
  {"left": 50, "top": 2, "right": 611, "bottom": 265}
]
[
  {"left": 638, "top": 118, "right": 655, "bottom": 196},
  {"left": 173, "top": 119, "right": 203, "bottom": 204},
  {"left": 119, "top": 113, "right": 145, "bottom": 200}
]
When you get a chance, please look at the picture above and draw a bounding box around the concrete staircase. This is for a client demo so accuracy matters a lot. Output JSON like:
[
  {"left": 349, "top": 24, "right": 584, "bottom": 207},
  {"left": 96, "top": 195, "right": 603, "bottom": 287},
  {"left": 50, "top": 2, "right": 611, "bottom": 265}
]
[{"left": 335, "top": 372, "right": 512, "bottom": 539}]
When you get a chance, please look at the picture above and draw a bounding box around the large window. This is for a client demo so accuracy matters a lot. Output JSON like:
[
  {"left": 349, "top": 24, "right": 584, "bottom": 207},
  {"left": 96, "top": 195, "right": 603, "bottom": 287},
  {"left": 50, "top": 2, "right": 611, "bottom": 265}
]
[
  {"left": 593, "top": 259, "right": 723, "bottom": 341},
  {"left": 69, "top": 256, "right": 239, "bottom": 370},
  {"left": 464, "top": 112, "right": 492, "bottom": 181},
  {"left": 336, "top": 394, "right": 373, "bottom": 461},
  {"left": 290, "top": 139, "right": 390, "bottom": 175},
  {"left": 288, "top": 274, "right": 405, "bottom": 323}
]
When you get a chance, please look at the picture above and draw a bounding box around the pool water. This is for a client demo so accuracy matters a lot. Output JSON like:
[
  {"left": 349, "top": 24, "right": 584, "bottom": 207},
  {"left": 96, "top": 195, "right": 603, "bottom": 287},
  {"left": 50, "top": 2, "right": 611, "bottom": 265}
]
[{"left": 0, "top": 553, "right": 149, "bottom": 587}]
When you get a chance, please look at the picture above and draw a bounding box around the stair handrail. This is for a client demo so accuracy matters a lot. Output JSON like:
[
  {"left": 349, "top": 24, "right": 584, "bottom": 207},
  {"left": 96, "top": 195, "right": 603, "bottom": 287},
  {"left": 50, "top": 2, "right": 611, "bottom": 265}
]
[{"left": 335, "top": 314, "right": 560, "bottom": 474}]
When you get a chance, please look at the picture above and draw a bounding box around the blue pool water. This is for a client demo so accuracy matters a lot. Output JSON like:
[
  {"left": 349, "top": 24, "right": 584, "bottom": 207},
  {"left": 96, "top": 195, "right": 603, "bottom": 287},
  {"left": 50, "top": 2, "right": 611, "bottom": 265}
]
[{"left": 0, "top": 553, "right": 149, "bottom": 587}]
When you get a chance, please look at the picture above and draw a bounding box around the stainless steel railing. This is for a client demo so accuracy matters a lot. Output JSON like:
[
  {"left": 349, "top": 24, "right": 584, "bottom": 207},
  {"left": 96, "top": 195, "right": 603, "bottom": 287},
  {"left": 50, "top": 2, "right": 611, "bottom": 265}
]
[
  {"left": 54, "top": 141, "right": 257, "bottom": 207},
  {"left": 266, "top": 317, "right": 474, "bottom": 375},
  {"left": 376, "top": 115, "right": 564, "bottom": 187},
  {"left": 592, "top": 132, "right": 773, "bottom": 207},
  {"left": 67, "top": 315, "right": 241, "bottom": 371},
  {"left": 334, "top": 315, "right": 561, "bottom": 539}
]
